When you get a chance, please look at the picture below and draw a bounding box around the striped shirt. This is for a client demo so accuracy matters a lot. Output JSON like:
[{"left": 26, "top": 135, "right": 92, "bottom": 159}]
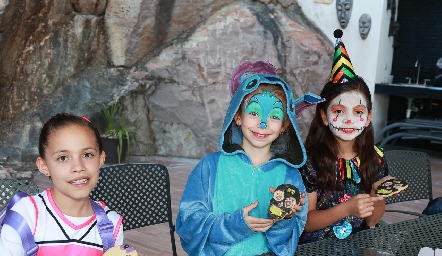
[{"left": 0, "top": 189, "right": 123, "bottom": 255}]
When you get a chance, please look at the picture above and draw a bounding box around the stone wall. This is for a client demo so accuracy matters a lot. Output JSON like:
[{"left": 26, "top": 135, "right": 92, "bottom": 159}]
[{"left": 0, "top": 0, "right": 333, "bottom": 165}]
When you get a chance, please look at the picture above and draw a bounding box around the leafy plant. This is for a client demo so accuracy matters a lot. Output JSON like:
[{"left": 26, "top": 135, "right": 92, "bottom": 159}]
[{"left": 93, "top": 95, "right": 135, "bottom": 163}]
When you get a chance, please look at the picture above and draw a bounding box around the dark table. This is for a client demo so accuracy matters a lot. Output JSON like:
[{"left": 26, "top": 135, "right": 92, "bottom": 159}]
[
  {"left": 296, "top": 213, "right": 442, "bottom": 256},
  {"left": 375, "top": 83, "right": 442, "bottom": 100}
]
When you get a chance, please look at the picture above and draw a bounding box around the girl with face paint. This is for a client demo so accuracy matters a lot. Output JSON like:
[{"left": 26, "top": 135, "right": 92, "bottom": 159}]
[
  {"left": 298, "top": 30, "right": 394, "bottom": 244},
  {"left": 234, "top": 85, "right": 289, "bottom": 163},
  {"left": 299, "top": 77, "right": 393, "bottom": 244},
  {"left": 175, "top": 60, "right": 323, "bottom": 255}
]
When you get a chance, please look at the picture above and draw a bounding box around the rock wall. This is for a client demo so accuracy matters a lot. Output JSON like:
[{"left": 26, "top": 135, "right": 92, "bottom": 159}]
[{"left": 0, "top": 0, "right": 333, "bottom": 165}]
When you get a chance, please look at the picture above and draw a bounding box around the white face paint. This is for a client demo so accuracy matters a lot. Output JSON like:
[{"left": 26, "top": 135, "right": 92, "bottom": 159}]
[{"left": 325, "top": 91, "right": 370, "bottom": 141}]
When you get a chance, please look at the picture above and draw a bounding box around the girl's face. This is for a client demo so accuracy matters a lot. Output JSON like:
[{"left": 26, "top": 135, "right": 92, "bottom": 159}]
[
  {"left": 321, "top": 91, "right": 372, "bottom": 141},
  {"left": 236, "top": 90, "right": 285, "bottom": 152},
  {"left": 36, "top": 124, "right": 105, "bottom": 204}
]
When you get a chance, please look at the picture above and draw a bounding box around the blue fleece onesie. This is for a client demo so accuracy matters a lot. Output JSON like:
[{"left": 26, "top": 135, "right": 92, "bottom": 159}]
[{"left": 176, "top": 72, "right": 323, "bottom": 256}]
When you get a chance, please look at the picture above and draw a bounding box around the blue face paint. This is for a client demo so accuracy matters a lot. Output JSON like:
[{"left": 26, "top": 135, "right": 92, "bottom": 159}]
[{"left": 244, "top": 91, "right": 284, "bottom": 129}]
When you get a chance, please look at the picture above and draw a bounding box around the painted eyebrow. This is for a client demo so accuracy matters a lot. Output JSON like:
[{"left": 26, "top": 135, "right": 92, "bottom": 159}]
[
  {"left": 247, "top": 95, "right": 260, "bottom": 105},
  {"left": 273, "top": 99, "right": 283, "bottom": 107},
  {"left": 330, "top": 105, "right": 345, "bottom": 110}
]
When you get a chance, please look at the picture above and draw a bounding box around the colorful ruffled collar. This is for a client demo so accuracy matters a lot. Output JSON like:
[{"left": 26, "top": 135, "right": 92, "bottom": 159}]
[{"left": 335, "top": 146, "right": 383, "bottom": 184}]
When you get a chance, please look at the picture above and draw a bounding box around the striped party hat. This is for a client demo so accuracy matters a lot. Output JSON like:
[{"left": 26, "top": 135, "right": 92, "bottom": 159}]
[{"left": 329, "top": 29, "right": 356, "bottom": 83}]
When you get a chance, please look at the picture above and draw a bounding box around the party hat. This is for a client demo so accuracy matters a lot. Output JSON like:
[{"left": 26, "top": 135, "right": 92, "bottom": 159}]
[{"left": 329, "top": 29, "right": 356, "bottom": 83}]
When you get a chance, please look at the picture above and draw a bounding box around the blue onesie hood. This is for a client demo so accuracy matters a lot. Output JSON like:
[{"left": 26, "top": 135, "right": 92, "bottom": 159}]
[{"left": 219, "top": 72, "right": 324, "bottom": 168}]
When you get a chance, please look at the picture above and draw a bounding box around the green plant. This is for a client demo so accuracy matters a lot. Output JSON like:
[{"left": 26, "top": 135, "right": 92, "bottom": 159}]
[{"left": 94, "top": 95, "right": 135, "bottom": 163}]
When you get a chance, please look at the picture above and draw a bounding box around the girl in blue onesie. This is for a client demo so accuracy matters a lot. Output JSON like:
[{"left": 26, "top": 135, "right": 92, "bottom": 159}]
[{"left": 176, "top": 60, "right": 324, "bottom": 256}]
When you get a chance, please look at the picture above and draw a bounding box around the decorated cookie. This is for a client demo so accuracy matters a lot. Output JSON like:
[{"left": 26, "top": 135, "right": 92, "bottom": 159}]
[
  {"left": 268, "top": 184, "right": 301, "bottom": 220},
  {"left": 375, "top": 178, "right": 409, "bottom": 197},
  {"left": 104, "top": 244, "right": 138, "bottom": 256}
]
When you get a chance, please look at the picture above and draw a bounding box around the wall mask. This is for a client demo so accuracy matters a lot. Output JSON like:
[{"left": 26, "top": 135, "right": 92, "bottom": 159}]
[
  {"left": 336, "top": 0, "right": 353, "bottom": 29},
  {"left": 359, "top": 14, "right": 371, "bottom": 40}
]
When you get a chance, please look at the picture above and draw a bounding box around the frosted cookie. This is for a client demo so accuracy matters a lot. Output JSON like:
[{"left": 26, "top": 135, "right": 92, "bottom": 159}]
[
  {"left": 375, "top": 178, "right": 409, "bottom": 197},
  {"left": 104, "top": 245, "right": 138, "bottom": 256},
  {"left": 268, "top": 184, "right": 301, "bottom": 220}
]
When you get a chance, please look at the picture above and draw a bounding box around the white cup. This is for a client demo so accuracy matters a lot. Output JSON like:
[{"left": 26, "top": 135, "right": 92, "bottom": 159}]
[{"left": 387, "top": 75, "right": 394, "bottom": 84}]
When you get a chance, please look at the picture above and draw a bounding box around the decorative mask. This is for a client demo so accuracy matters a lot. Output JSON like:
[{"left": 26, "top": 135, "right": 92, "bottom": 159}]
[
  {"left": 336, "top": 0, "right": 353, "bottom": 29},
  {"left": 359, "top": 14, "right": 371, "bottom": 40}
]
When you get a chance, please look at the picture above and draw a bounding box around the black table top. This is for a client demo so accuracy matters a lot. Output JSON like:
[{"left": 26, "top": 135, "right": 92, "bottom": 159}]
[
  {"left": 375, "top": 83, "right": 442, "bottom": 100},
  {"left": 296, "top": 213, "right": 442, "bottom": 256}
]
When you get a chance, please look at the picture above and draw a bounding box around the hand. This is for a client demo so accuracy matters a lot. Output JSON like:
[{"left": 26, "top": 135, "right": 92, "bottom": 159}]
[
  {"left": 345, "top": 194, "right": 384, "bottom": 218},
  {"left": 244, "top": 201, "right": 274, "bottom": 232},
  {"left": 269, "top": 187, "right": 305, "bottom": 219}
]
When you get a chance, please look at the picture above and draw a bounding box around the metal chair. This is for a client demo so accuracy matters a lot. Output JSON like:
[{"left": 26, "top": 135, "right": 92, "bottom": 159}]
[
  {"left": 0, "top": 179, "right": 39, "bottom": 211},
  {"left": 383, "top": 150, "right": 433, "bottom": 217},
  {"left": 90, "top": 163, "right": 177, "bottom": 256}
]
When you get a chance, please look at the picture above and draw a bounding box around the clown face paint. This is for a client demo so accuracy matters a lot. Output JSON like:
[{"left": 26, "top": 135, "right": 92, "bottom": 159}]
[
  {"left": 244, "top": 91, "right": 284, "bottom": 129},
  {"left": 324, "top": 91, "right": 370, "bottom": 141}
]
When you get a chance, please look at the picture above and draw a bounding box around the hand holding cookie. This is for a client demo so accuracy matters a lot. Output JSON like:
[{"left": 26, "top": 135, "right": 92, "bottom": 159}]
[
  {"left": 268, "top": 184, "right": 301, "bottom": 220},
  {"left": 375, "top": 178, "right": 409, "bottom": 198}
]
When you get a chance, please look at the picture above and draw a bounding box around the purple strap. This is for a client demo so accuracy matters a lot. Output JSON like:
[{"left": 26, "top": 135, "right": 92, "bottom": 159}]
[
  {"left": 90, "top": 199, "right": 115, "bottom": 252},
  {"left": 1, "top": 192, "right": 38, "bottom": 256},
  {"left": 4, "top": 211, "right": 38, "bottom": 256}
]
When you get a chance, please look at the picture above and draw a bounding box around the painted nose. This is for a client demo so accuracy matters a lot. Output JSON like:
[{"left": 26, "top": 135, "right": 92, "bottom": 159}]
[
  {"left": 260, "top": 122, "right": 267, "bottom": 129},
  {"left": 344, "top": 119, "right": 354, "bottom": 124}
]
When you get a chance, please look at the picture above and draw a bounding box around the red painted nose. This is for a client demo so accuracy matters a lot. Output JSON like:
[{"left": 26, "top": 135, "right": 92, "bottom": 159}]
[{"left": 345, "top": 120, "right": 352, "bottom": 124}]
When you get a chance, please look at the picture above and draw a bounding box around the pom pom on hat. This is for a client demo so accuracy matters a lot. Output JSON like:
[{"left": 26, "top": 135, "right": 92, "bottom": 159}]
[
  {"left": 334, "top": 29, "right": 343, "bottom": 38},
  {"left": 329, "top": 29, "right": 356, "bottom": 83},
  {"left": 229, "top": 60, "right": 277, "bottom": 96}
]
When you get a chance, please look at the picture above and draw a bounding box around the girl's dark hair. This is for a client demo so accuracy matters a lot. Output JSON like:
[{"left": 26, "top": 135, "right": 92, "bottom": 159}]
[
  {"left": 38, "top": 113, "right": 102, "bottom": 158},
  {"left": 305, "top": 76, "right": 383, "bottom": 193}
]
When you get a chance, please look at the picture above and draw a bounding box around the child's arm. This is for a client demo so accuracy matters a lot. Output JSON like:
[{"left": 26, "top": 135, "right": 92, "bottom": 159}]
[
  {"left": 243, "top": 201, "right": 274, "bottom": 232},
  {"left": 364, "top": 176, "right": 395, "bottom": 226},
  {"left": 365, "top": 190, "right": 386, "bottom": 226},
  {"left": 0, "top": 197, "right": 35, "bottom": 256},
  {"left": 175, "top": 155, "right": 256, "bottom": 255},
  {"left": 304, "top": 192, "right": 384, "bottom": 232},
  {"left": 114, "top": 227, "right": 124, "bottom": 245},
  {"left": 111, "top": 211, "right": 124, "bottom": 246},
  {"left": 0, "top": 225, "right": 26, "bottom": 256}
]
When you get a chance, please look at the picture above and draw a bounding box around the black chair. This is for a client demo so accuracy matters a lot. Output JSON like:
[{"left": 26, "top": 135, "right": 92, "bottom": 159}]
[
  {"left": 0, "top": 179, "right": 39, "bottom": 211},
  {"left": 383, "top": 150, "right": 433, "bottom": 217},
  {"left": 90, "top": 163, "right": 177, "bottom": 256}
]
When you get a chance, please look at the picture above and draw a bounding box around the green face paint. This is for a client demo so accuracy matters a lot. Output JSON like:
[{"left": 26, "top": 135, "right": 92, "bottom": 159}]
[{"left": 244, "top": 91, "right": 284, "bottom": 129}]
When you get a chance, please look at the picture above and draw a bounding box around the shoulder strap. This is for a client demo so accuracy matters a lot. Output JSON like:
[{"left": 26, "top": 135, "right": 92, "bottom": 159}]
[
  {"left": 90, "top": 199, "right": 115, "bottom": 252},
  {"left": 0, "top": 192, "right": 29, "bottom": 223},
  {"left": 1, "top": 192, "right": 38, "bottom": 256}
]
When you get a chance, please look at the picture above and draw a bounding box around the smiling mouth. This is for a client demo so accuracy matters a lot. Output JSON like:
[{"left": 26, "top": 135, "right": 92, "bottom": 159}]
[
  {"left": 340, "top": 128, "right": 356, "bottom": 134},
  {"left": 70, "top": 179, "right": 89, "bottom": 185},
  {"left": 252, "top": 131, "right": 269, "bottom": 139},
  {"left": 330, "top": 124, "right": 365, "bottom": 134}
]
